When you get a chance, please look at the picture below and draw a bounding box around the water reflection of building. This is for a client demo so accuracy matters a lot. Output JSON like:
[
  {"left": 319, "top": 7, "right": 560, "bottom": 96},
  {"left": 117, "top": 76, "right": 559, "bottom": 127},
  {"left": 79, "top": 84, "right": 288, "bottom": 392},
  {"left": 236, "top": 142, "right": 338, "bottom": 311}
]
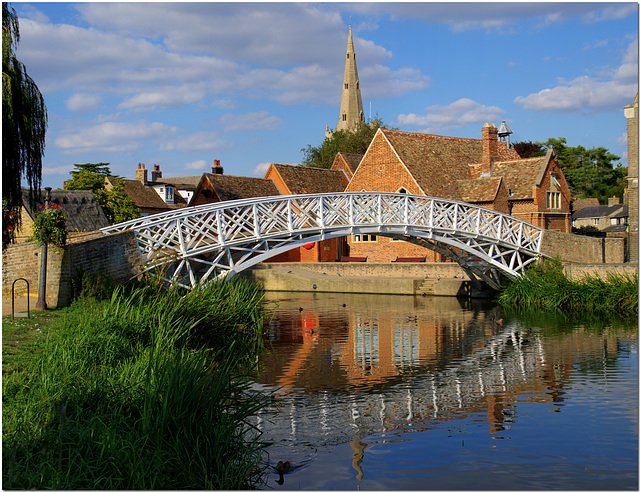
[{"left": 257, "top": 293, "right": 634, "bottom": 446}]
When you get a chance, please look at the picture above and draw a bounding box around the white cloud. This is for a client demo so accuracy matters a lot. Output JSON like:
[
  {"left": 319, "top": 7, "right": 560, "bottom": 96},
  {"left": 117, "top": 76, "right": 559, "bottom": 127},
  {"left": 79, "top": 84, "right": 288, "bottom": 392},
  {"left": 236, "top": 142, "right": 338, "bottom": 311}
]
[
  {"left": 118, "top": 84, "right": 208, "bottom": 111},
  {"left": 220, "top": 112, "right": 283, "bottom": 132},
  {"left": 160, "top": 131, "right": 228, "bottom": 152},
  {"left": 345, "top": 3, "right": 637, "bottom": 32},
  {"left": 54, "top": 121, "right": 177, "bottom": 154},
  {"left": 397, "top": 98, "right": 506, "bottom": 132},
  {"left": 252, "top": 162, "right": 272, "bottom": 177},
  {"left": 42, "top": 164, "right": 74, "bottom": 177},
  {"left": 514, "top": 39, "right": 638, "bottom": 113},
  {"left": 66, "top": 93, "right": 102, "bottom": 112},
  {"left": 185, "top": 160, "right": 209, "bottom": 170}
]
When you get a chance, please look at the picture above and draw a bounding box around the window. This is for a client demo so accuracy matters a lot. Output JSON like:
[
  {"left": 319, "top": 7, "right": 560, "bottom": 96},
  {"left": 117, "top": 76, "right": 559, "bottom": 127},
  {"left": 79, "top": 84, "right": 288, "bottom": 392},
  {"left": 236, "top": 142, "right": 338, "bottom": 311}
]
[
  {"left": 344, "top": 83, "right": 348, "bottom": 89},
  {"left": 342, "top": 114, "right": 347, "bottom": 121},
  {"left": 166, "top": 186, "right": 174, "bottom": 201},
  {"left": 594, "top": 218, "right": 600, "bottom": 226},
  {"left": 397, "top": 188, "right": 407, "bottom": 194},
  {"left": 546, "top": 191, "right": 561, "bottom": 209},
  {"left": 354, "top": 234, "right": 377, "bottom": 242},
  {"left": 346, "top": 53, "right": 349, "bottom": 59}
]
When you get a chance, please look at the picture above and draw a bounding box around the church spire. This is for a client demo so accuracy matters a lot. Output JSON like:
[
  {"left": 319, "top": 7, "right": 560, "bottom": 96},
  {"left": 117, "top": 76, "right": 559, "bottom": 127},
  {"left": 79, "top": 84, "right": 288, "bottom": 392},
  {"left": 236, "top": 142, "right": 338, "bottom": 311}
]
[{"left": 327, "top": 25, "right": 364, "bottom": 137}]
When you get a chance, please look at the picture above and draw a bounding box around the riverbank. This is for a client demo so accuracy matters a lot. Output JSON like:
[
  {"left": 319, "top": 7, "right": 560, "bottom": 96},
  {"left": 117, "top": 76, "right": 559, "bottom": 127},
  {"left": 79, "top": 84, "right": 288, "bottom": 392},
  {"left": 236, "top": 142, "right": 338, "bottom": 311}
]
[
  {"left": 244, "top": 261, "right": 638, "bottom": 298},
  {"left": 2, "top": 277, "right": 271, "bottom": 490}
]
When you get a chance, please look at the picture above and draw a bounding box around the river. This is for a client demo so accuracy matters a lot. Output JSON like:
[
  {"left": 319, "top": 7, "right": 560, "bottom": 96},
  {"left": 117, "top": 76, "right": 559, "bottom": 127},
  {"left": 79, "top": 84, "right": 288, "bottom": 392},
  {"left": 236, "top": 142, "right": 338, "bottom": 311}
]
[{"left": 252, "top": 291, "right": 638, "bottom": 490}]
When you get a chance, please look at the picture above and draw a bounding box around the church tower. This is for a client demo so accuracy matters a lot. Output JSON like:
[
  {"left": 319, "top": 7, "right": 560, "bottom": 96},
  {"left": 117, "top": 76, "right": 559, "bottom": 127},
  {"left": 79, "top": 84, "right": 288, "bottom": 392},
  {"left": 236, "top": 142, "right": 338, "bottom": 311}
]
[{"left": 326, "top": 25, "right": 364, "bottom": 138}]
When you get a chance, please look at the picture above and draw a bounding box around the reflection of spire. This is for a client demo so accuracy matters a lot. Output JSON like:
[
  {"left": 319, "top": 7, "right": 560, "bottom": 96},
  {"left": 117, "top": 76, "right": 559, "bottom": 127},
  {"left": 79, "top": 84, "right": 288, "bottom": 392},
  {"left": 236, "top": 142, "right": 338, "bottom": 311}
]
[{"left": 350, "top": 439, "right": 367, "bottom": 483}]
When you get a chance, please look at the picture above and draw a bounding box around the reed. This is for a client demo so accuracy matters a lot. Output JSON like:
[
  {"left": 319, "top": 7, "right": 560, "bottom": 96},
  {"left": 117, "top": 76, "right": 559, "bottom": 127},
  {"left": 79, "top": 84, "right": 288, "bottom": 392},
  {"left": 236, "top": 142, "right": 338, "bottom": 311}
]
[
  {"left": 498, "top": 258, "right": 638, "bottom": 318},
  {"left": 3, "top": 276, "right": 271, "bottom": 489}
]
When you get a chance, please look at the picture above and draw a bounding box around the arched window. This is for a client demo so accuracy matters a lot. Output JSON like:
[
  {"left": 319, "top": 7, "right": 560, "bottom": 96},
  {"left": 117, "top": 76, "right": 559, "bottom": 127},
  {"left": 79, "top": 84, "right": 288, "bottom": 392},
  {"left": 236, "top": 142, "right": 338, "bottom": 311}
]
[{"left": 346, "top": 53, "right": 349, "bottom": 59}]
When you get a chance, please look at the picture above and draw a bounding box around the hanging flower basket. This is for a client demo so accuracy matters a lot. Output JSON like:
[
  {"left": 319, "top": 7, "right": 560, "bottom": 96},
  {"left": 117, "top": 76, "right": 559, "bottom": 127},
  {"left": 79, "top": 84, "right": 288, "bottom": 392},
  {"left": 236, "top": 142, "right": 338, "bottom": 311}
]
[{"left": 32, "top": 203, "right": 67, "bottom": 247}]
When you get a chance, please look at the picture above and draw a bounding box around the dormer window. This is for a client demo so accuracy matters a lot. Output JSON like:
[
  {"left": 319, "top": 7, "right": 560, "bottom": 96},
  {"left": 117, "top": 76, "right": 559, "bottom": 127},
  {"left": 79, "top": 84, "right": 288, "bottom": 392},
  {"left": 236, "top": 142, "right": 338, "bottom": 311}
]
[{"left": 166, "top": 186, "right": 174, "bottom": 202}]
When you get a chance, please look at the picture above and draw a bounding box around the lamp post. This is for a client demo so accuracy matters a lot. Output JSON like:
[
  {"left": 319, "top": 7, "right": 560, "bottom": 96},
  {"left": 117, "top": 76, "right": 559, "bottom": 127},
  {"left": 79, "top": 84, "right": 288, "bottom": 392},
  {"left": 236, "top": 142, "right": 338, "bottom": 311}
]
[{"left": 35, "top": 187, "right": 52, "bottom": 310}]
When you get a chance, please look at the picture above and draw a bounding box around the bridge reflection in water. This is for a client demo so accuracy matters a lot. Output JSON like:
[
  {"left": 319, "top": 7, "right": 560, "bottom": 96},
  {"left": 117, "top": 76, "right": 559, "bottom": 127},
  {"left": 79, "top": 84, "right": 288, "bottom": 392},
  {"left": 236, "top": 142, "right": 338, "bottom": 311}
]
[{"left": 252, "top": 292, "right": 635, "bottom": 489}]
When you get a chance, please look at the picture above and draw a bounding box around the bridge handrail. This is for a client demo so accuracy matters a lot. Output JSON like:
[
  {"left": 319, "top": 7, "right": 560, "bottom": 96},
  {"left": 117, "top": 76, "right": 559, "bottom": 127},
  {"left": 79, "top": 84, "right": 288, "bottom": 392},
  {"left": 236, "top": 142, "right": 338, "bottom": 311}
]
[{"left": 100, "top": 192, "right": 543, "bottom": 251}]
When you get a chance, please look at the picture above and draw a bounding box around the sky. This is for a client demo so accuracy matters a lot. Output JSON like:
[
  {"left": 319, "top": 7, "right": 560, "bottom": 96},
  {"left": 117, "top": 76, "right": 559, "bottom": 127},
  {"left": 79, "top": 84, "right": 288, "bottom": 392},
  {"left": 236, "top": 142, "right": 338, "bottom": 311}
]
[{"left": 10, "top": 1, "right": 639, "bottom": 190}]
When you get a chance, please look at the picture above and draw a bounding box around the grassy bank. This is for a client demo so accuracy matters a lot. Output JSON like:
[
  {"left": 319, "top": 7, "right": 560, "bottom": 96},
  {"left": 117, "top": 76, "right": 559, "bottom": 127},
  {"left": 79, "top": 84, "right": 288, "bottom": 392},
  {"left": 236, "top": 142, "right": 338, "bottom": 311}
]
[
  {"left": 498, "top": 259, "right": 638, "bottom": 318},
  {"left": 3, "top": 277, "right": 272, "bottom": 489}
]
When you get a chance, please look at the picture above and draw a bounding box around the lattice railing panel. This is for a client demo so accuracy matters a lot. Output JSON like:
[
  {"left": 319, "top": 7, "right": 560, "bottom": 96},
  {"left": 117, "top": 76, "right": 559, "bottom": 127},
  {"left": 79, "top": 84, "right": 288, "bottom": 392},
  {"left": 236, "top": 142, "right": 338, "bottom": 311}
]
[{"left": 101, "top": 192, "right": 545, "bottom": 289}]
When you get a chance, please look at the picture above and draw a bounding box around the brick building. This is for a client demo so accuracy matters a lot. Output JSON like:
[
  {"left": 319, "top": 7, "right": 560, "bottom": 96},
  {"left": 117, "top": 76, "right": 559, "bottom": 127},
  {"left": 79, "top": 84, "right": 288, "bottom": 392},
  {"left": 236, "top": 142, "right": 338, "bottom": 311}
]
[
  {"left": 189, "top": 160, "right": 280, "bottom": 207},
  {"left": 330, "top": 152, "right": 363, "bottom": 180},
  {"left": 343, "top": 124, "right": 572, "bottom": 261},
  {"left": 264, "top": 163, "right": 350, "bottom": 261},
  {"left": 624, "top": 93, "right": 638, "bottom": 262}
]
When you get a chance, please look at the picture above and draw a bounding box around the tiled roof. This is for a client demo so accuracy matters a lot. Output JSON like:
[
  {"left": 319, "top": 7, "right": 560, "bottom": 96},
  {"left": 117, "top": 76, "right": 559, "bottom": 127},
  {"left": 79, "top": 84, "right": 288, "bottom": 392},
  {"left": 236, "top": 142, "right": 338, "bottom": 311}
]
[
  {"left": 203, "top": 173, "right": 280, "bottom": 201},
  {"left": 271, "top": 164, "right": 349, "bottom": 194},
  {"left": 379, "top": 129, "right": 522, "bottom": 200},
  {"left": 157, "top": 175, "right": 202, "bottom": 190},
  {"left": 21, "top": 189, "right": 110, "bottom": 231},
  {"left": 107, "top": 178, "right": 187, "bottom": 210},
  {"left": 573, "top": 197, "right": 600, "bottom": 211},
  {"left": 457, "top": 177, "right": 502, "bottom": 203},
  {"left": 335, "top": 153, "right": 363, "bottom": 173},
  {"left": 572, "top": 204, "right": 627, "bottom": 220},
  {"left": 490, "top": 157, "right": 546, "bottom": 200}
]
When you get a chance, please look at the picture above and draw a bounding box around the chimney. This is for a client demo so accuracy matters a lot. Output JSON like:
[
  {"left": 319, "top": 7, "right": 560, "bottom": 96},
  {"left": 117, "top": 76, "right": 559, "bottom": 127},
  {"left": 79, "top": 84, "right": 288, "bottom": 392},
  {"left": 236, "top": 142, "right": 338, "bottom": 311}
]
[
  {"left": 608, "top": 195, "right": 620, "bottom": 206},
  {"left": 151, "top": 164, "right": 162, "bottom": 182},
  {"left": 481, "top": 123, "right": 498, "bottom": 176},
  {"left": 212, "top": 159, "right": 224, "bottom": 175},
  {"left": 135, "top": 163, "right": 148, "bottom": 184}
]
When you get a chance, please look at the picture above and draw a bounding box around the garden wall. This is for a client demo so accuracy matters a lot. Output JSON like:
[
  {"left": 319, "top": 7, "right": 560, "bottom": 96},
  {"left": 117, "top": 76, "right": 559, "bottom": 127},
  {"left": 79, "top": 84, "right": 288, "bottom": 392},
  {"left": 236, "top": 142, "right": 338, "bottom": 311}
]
[{"left": 2, "top": 230, "right": 143, "bottom": 308}]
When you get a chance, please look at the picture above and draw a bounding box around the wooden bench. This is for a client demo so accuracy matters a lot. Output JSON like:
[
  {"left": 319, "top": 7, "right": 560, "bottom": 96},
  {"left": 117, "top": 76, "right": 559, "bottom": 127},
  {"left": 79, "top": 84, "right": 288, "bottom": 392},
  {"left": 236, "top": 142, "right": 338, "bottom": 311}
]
[
  {"left": 392, "top": 256, "right": 426, "bottom": 262},
  {"left": 338, "top": 256, "right": 367, "bottom": 262}
]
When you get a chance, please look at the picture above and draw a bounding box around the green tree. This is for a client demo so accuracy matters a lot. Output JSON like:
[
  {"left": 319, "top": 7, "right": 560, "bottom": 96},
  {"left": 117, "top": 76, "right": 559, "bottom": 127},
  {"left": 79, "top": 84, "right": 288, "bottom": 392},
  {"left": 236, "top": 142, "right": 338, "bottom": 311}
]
[
  {"left": 512, "top": 141, "right": 546, "bottom": 159},
  {"left": 301, "top": 117, "right": 391, "bottom": 169},
  {"left": 95, "top": 181, "right": 140, "bottom": 224},
  {"left": 2, "top": 3, "right": 47, "bottom": 212},
  {"left": 537, "top": 137, "right": 626, "bottom": 204},
  {"left": 65, "top": 163, "right": 118, "bottom": 193}
]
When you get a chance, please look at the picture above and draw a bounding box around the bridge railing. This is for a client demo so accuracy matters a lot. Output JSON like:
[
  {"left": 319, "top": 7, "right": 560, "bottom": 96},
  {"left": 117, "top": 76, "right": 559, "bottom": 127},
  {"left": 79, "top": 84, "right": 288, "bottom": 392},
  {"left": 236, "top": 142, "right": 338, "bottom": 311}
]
[
  {"left": 102, "top": 192, "right": 543, "bottom": 251},
  {"left": 101, "top": 192, "right": 544, "bottom": 287}
]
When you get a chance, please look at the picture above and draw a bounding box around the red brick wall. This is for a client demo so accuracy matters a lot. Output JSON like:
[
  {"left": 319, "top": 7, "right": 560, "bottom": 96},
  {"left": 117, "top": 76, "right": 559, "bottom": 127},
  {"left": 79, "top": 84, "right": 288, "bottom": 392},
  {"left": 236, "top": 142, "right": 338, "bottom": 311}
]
[
  {"left": 346, "top": 134, "right": 422, "bottom": 194},
  {"left": 331, "top": 156, "right": 354, "bottom": 180}
]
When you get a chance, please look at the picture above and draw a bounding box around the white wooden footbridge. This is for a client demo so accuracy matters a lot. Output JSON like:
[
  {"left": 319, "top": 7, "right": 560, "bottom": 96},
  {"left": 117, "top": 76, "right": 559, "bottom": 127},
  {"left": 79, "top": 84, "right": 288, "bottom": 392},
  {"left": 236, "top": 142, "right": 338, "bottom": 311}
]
[{"left": 100, "top": 192, "right": 544, "bottom": 290}]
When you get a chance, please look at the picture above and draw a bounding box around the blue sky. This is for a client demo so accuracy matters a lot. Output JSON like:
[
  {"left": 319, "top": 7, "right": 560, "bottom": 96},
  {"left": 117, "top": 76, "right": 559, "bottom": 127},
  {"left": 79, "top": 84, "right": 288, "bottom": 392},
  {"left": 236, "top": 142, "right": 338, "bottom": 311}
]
[{"left": 12, "top": 2, "right": 638, "bottom": 190}]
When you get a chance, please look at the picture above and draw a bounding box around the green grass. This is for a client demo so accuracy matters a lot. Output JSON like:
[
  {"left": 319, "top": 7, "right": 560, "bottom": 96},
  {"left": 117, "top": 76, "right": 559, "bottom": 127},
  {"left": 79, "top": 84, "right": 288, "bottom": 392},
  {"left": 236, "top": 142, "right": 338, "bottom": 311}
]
[
  {"left": 3, "top": 276, "right": 272, "bottom": 489},
  {"left": 498, "top": 258, "right": 638, "bottom": 318}
]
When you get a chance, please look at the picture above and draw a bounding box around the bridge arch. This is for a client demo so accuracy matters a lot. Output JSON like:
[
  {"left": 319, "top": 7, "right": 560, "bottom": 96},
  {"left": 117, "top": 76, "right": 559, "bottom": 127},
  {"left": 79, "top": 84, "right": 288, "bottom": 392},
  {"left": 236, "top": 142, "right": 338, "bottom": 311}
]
[{"left": 100, "top": 192, "right": 544, "bottom": 290}]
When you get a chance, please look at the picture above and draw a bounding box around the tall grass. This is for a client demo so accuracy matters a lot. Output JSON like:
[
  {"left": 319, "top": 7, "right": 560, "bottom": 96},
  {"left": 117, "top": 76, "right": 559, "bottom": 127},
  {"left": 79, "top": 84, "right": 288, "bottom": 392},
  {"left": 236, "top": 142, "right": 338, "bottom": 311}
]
[
  {"left": 498, "top": 258, "right": 638, "bottom": 318},
  {"left": 3, "top": 276, "right": 272, "bottom": 489}
]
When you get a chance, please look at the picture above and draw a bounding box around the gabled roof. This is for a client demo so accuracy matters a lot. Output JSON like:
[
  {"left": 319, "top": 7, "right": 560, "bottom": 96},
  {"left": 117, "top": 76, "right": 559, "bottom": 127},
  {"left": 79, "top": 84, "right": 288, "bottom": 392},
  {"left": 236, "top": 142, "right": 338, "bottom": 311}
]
[
  {"left": 157, "top": 175, "right": 202, "bottom": 191},
  {"left": 490, "top": 156, "right": 547, "bottom": 200},
  {"left": 572, "top": 204, "right": 628, "bottom": 220},
  {"left": 106, "top": 177, "right": 188, "bottom": 210},
  {"left": 573, "top": 197, "right": 600, "bottom": 211},
  {"left": 200, "top": 173, "right": 280, "bottom": 202},
  {"left": 21, "top": 189, "right": 110, "bottom": 231},
  {"left": 333, "top": 152, "right": 363, "bottom": 174},
  {"left": 458, "top": 177, "right": 503, "bottom": 203},
  {"left": 376, "top": 129, "right": 520, "bottom": 200},
  {"left": 269, "top": 164, "right": 349, "bottom": 194}
]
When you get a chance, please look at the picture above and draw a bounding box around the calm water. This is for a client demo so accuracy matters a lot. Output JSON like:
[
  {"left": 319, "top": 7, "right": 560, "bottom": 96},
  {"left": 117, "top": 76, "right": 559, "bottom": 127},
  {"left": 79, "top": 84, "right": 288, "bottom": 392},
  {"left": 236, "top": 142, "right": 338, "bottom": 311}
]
[{"left": 252, "top": 292, "right": 638, "bottom": 490}]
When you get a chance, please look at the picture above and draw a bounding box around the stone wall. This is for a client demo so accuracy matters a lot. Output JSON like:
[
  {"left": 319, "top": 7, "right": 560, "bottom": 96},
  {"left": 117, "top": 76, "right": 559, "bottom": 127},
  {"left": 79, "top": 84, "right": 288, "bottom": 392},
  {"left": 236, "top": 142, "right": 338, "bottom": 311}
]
[
  {"left": 541, "top": 229, "right": 625, "bottom": 264},
  {"left": 2, "top": 230, "right": 143, "bottom": 308}
]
